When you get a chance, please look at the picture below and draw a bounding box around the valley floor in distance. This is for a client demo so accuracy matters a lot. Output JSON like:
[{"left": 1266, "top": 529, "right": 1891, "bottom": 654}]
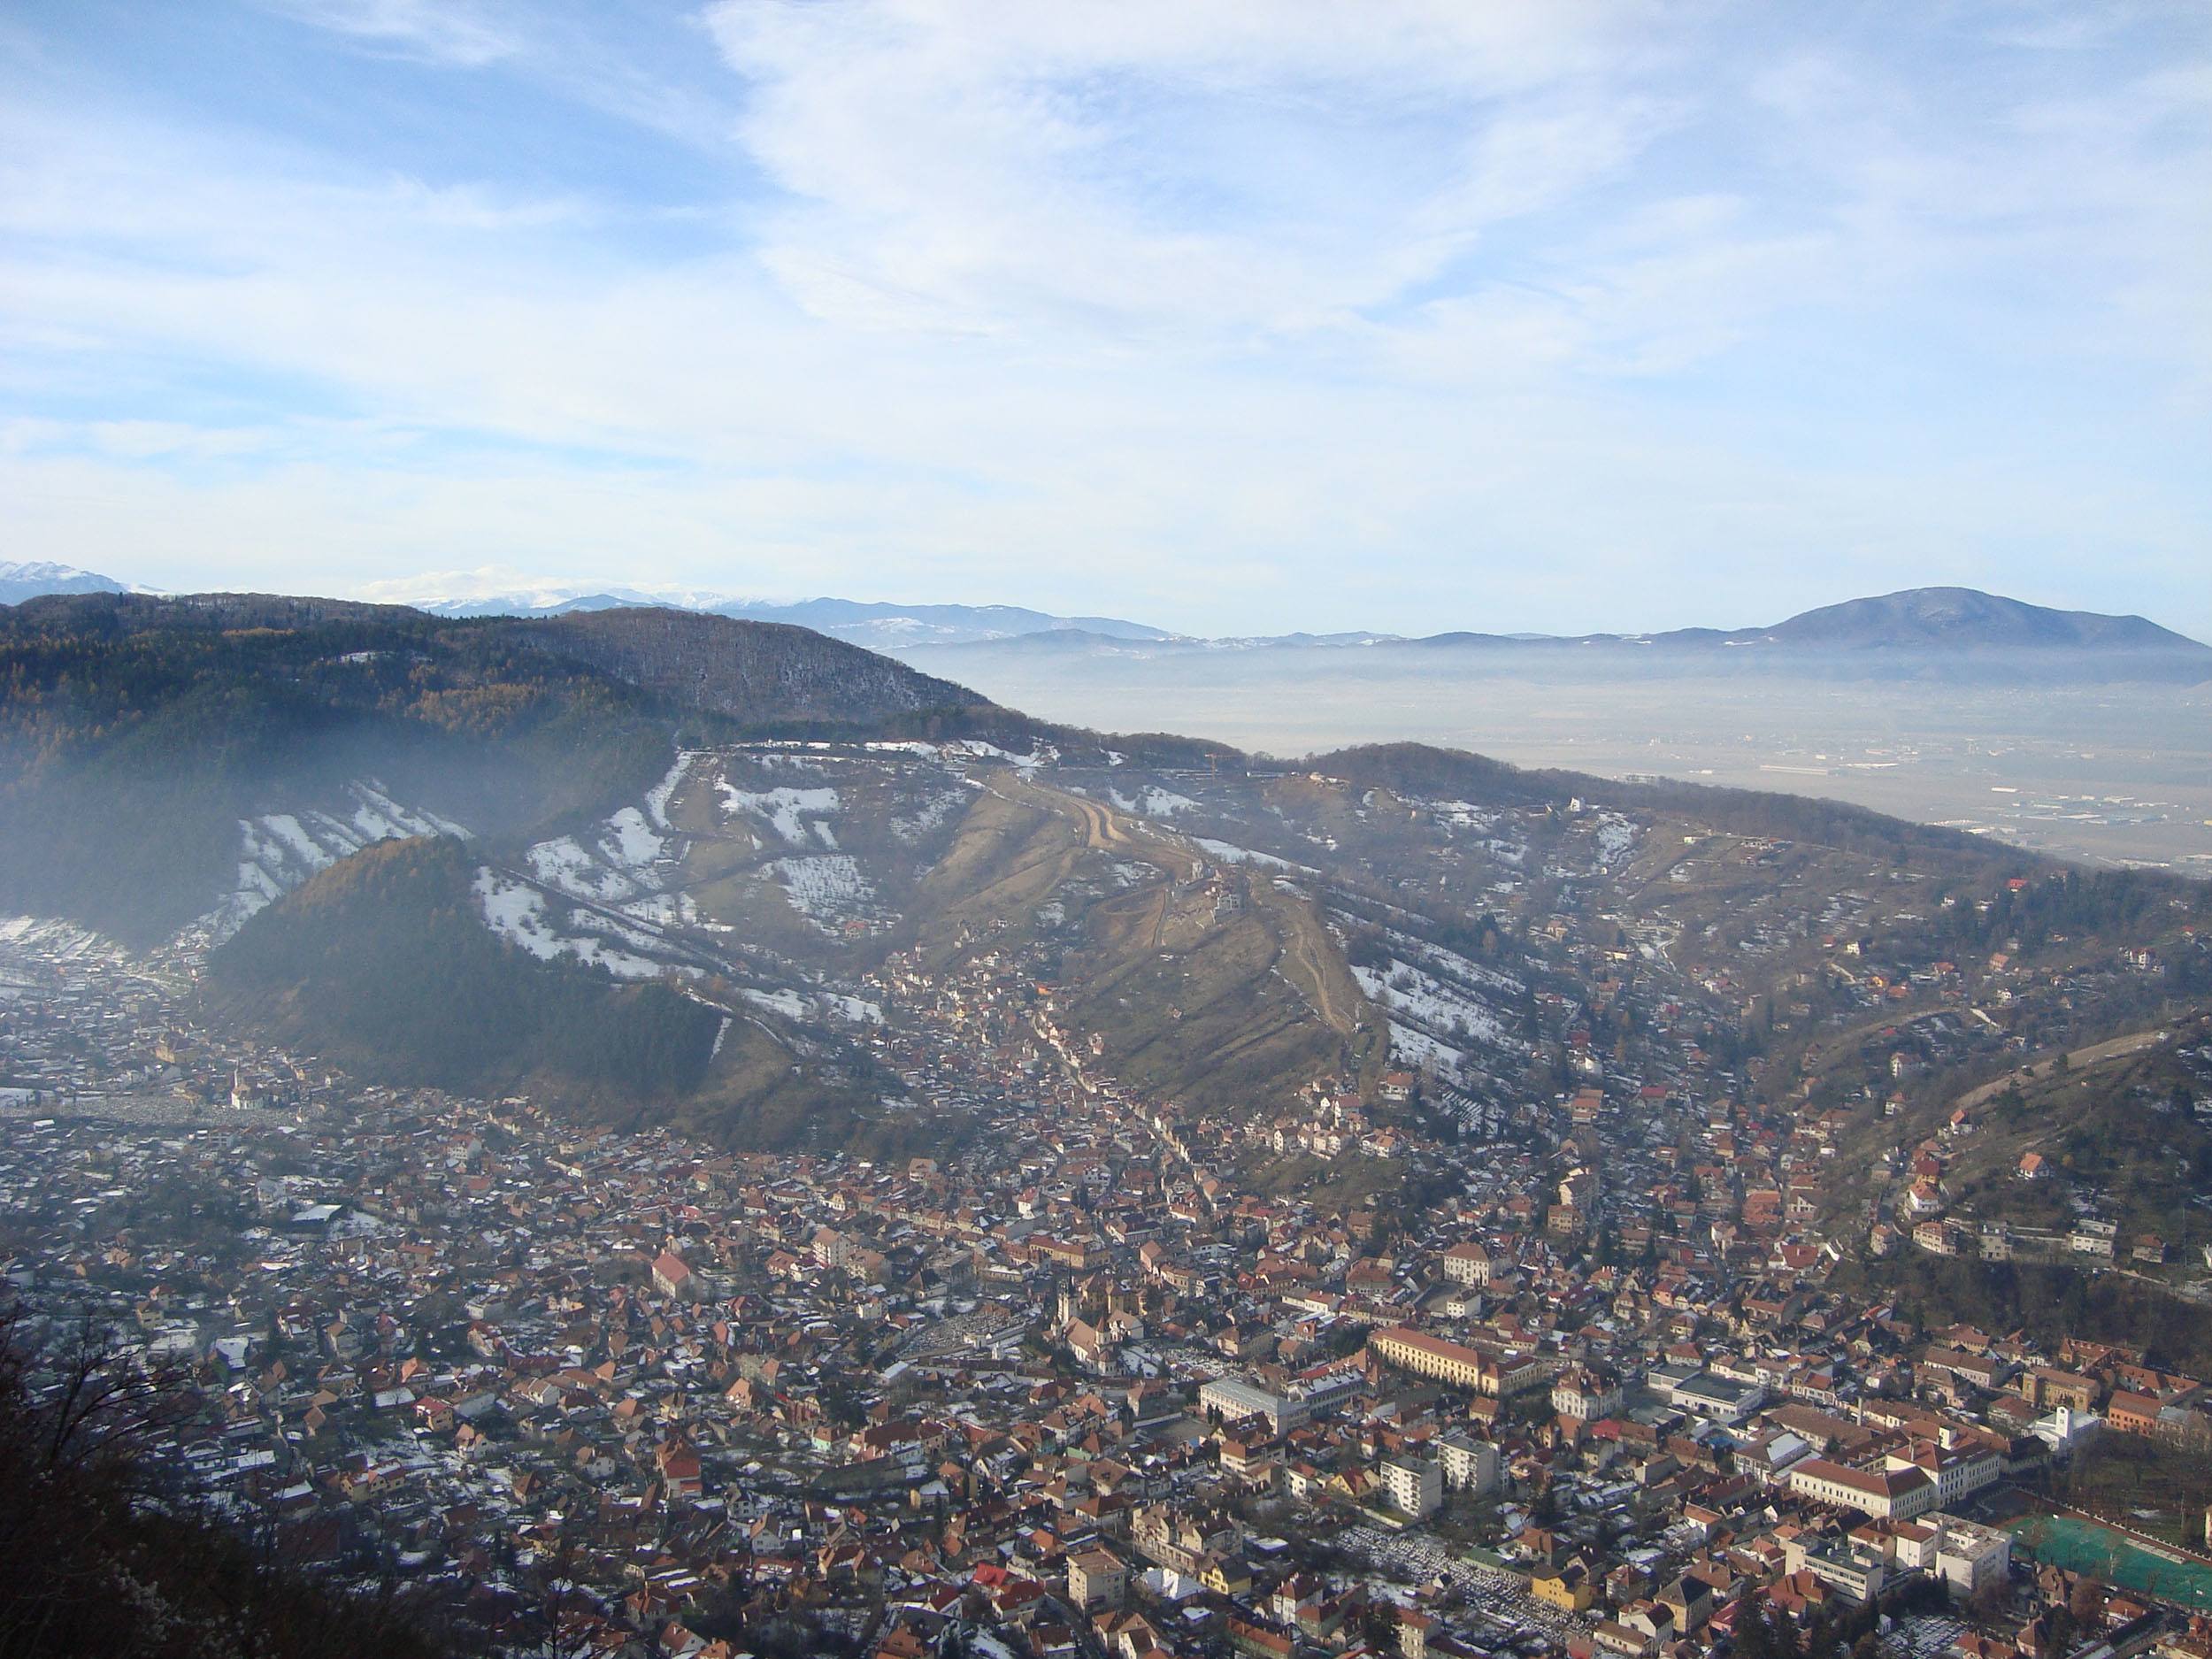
[{"left": 913, "top": 657, "right": 2212, "bottom": 871}]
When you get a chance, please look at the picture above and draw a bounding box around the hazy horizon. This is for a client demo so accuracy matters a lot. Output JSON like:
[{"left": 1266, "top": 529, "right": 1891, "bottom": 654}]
[
  {"left": 8, "top": 559, "right": 2210, "bottom": 656},
  {"left": 900, "top": 642, "right": 2212, "bottom": 871}
]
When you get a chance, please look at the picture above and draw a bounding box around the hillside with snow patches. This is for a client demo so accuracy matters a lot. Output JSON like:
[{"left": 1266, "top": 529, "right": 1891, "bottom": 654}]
[
  {"left": 429, "top": 742, "right": 1654, "bottom": 1101},
  {"left": 152, "top": 742, "right": 1017, "bottom": 1027},
  {"left": 17, "top": 703, "right": 1672, "bottom": 1121},
  {"left": 197, "top": 783, "right": 472, "bottom": 946}
]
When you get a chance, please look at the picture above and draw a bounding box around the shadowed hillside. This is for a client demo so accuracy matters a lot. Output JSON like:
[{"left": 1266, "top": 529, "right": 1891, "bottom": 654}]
[{"left": 207, "top": 836, "right": 723, "bottom": 1104}]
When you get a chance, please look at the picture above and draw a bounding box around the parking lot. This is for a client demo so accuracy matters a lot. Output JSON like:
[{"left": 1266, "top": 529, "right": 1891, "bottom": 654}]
[
  {"left": 1333, "top": 1524, "right": 1596, "bottom": 1646},
  {"left": 1887, "top": 1614, "right": 1968, "bottom": 1659}
]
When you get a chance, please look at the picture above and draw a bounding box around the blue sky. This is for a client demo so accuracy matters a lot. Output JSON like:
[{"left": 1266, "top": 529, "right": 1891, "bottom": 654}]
[{"left": 2, "top": 0, "right": 2207, "bottom": 638}]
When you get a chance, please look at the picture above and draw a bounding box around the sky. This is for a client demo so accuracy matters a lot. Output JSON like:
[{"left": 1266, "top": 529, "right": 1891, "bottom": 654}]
[{"left": 1, "top": 1, "right": 2208, "bottom": 640}]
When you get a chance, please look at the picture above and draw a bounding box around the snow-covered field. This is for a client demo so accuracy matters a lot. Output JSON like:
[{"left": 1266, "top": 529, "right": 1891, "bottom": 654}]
[
  {"left": 951, "top": 740, "right": 1054, "bottom": 773},
  {"left": 201, "top": 781, "right": 473, "bottom": 943},
  {"left": 739, "top": 986, "right": 883, "bottom": 1025},
  {"left": 763, "top": 855, "right": 875, "bottom": 931},
  {"left": 1424, "top": 799, "right": 1498, "bottom": 832},
  {"left": 0, "top": 914, "right": 113, "bottom": 962},
  {"left": 526, "top": 835, "right": 641, "bottom": 903},
  {"left": 520, "top": 795, "right": 682, "bottom": 906},
  {"left": 1351, "top": 955, "right": 1519, "bottom": 1075},
  {"left": 598, "top": 807, "right": 666, "bottom": 869},
  {"left": 641, "top": 752, "right": 701, "bottom": 828},
  {"left": 1382, "top": 1020, "right": 1465, "bottom": 1073},
  {"left": 1191, "top": 836, "right": 1304, "bottom": 872},
  {"left": 1387, "top": 932, "right": 1525, "bottom": 997},
  {"left": 619, "top": 892, "right": 699, "bottom": 928},
  {"left": 347, "top": 783, "right": 466, "bottom": 845},
  {"left": 1110, "top": 785, "right": 1198, "bottom": 818},
  {"left": 738, "top": 987, "right": 807, "bottom": 1020},
  {"left": 1590, "top": 812, "right": 1640, "bottom": 869},
  {"left": 719, "top": 784, "right": 841, "bottom": 845},
  {"left": 891, "top": 787, "right": 970, "bottom": 843},
  {"left": 472, "top": 869, "right": 667, "bottom": 979}
]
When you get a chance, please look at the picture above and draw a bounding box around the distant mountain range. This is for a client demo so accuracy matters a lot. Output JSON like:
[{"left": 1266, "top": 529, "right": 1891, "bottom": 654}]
[
  {"left": 902, "top": 587, "right": 2206, "bottom": 657},
  {"left": 0, "top": 560, "right": 138, "bottom": 605},
  {"left": 0, "top": 569, "right": 1176, "bottom": 649},
  {"left": 1763, "top": 588, "right": 2193, "bottom": 650},
  {"left": 897, "top": 588, "right": 2211, "bottom": 684},
  {"left": 404, "top": 587, "right": 1179, "bottom": 649},
  {"left": 326, "top": 580, "right": 2212, "bottom": 667},
  {"left": 1417, "top": 587, "right": 2208, "bottom": 656},
  {"left": 4, "top": 565, "right": 2204, "bottom": 672}
]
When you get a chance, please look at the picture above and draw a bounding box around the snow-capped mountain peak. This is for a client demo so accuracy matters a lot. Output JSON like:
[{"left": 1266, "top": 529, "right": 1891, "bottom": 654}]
[{"left": 0, "top": 561, "right": 140, "bottom": 604}]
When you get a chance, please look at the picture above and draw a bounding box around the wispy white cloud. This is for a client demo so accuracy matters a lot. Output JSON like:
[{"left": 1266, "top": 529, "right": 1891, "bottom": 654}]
[
  {"left": 0, "top": 0, "right": 2204, "bottom": 637},
  {"left": 260, "top": 0, "right": 521, "bottom": 66},
  {"left": 703, "top": 0, "right": 1681, "bottom": 336}
]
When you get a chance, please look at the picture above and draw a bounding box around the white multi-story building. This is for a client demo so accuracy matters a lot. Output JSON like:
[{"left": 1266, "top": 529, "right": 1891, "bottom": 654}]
[
  {"left": 1380, "top": 1455, "right": 1444, "bottom": 1521},
  {"left": 1436, "top": 1431, "right": 1500, "bottom": 1496},
  {"left": 1442, "top": 1241, "right": 1495, "bottom": 1286},
  {"left": 1932, "top": 1516, "right": 2013, "bottom": 1594},
  {"left": 1552, "top": 1367, "right": 1624, "bottom": 1421},
  {"left": 1884, "top": 1441, "right": 2001, "bottom": 1510}
]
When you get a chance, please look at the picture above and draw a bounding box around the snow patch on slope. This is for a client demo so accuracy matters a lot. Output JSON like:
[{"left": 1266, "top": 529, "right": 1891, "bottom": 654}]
[
  {"left": 1351, "top": 958, "right": 1517, "bottom": 1068},
  {"left": 720, "top": 784, "right": 841, "bottom": 845},
  {"left": 199, "top": 782, "right": 473, "bottom": 944},
  {"left": 948, "top": 740, "right": 1056, "bottom": 773},
  {"left": 1110, "top": 786, "right": 1197, "bottom": 818},
  {"left": 763, "top": 855, "right": 873, "bottom": 931},
  {"left": 642, "top": 751, "right": 701, "bottom": 829},
  {"left": 1591, "top": 813, "right": 1639, "bottom": 869},
  {"left": 891, "top": 788, "right": 967, "bottom": 843},
  {"left": 0, "top": 914, "right": 115, "bottom": 963},
  {"left": 526, "top": 836, "right": 641, "bottom": 903},
  {"left": 519, "top": 788, "right": 682, "bottom": 908},
  {"left": 737, "top": 987, "right": 883, "bottom": 1025},
  {"left": 473, "top": 869, "right": 667, "bottom": 979},
  {"left": 347, "top": 782, "right": 465, "bottom": 843},
  {"left": 1384, "top": 1022, "right": 1465, "bottom": 1074},
  {"left": 1191, "top": 837, "right": 1304, "bottom": 873},
  {"left": 600, "top": 808, "right": 666, "bottom": 870}
]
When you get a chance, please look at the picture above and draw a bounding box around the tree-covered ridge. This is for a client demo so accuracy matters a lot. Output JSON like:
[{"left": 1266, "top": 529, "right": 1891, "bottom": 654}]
[
  {"left": 209, "top": 836, "right": 722, "bottom": 1105},
  {"left": 0, "top": 590, "right": 999, "bottom": 760},
  {"left": 1309, "top": 741, "right": 2028, "bottom": 869},
  {"left": 521, "top": 603, "right": 993, "bottom": 733},
  {"left": 0, "top": 592, "right": 1017, "bottom": 942}
]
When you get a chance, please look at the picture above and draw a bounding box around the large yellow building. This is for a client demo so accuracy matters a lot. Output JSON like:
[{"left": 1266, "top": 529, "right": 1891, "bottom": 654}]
[{"left": 1367, "top": 1326, "right": 1551, "bottom": 1396}]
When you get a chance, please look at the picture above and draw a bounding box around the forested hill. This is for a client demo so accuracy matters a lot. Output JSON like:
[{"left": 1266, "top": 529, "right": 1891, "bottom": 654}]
[
  {"left": 206, "top": 836, "right": 722, "bottom": 1106},
  {"left": 0, "top": 592, "right": 1006, "bottom": 941},
  {"left": 1307, "top": 741, "right": 2034, "bottom": 871},
  {"left": 0, "top": 590, "right": 999, "bottom": 742},
  {"left": 521, "top": 603, "right": 984, "bottom": 729}
]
